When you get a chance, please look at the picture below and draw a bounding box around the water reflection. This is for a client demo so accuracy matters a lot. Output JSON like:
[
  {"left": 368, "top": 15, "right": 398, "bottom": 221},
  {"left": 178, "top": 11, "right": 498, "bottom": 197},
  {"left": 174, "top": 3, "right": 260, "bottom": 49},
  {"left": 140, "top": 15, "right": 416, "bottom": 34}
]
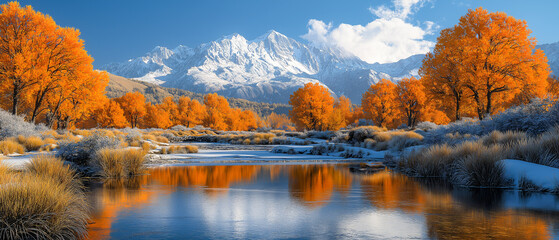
[{"left": 86, "top": 164, "right": 559, "bottom": 239}]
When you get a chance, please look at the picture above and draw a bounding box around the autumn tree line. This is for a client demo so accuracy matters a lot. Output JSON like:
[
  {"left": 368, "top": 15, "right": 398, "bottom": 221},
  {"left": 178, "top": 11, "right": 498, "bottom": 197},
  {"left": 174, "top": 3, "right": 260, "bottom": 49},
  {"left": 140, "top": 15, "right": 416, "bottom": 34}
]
[
  {"left": 0, "top": 2, "right": 283, "bottom": 131},
  {"left": 90, "top": 92, "right": 267, "bottom": 131},
  {"left": 0, "top": 3, "right": 557, "bottom": 132},
  {"left": 289, "top": 8, "right": 558, "bottom": 131}
]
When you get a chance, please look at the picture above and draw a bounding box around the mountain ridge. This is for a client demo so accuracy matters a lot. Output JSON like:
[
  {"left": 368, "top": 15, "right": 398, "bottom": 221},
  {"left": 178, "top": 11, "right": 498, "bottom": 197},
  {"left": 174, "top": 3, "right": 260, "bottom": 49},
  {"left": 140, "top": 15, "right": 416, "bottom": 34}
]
[{"left": 102, "top": 30, "right": 559, "bottom": 104}]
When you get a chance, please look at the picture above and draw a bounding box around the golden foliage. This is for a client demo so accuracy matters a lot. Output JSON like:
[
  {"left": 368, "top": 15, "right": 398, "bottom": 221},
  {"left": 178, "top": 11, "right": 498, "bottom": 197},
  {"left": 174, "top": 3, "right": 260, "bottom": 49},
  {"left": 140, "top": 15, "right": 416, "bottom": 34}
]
[
  {"left": 0, "top": 2, "right": 108, "bottom": 128},
  {"left": 361, "top": 79, "right": 399, "bottom": 128},
  {"left": 420, "top": 7, "right": 549, "bottom": 120},
  {"left": 289, "top": 83, "right": 334, "bottom": 131}
]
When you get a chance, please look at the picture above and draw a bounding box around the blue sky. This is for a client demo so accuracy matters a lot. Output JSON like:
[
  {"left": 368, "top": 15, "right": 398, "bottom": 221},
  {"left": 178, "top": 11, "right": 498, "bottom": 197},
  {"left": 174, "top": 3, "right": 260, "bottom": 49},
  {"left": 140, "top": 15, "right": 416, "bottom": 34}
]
[{"left": 7, "top": 0, "right": 559, "bottom": 67}]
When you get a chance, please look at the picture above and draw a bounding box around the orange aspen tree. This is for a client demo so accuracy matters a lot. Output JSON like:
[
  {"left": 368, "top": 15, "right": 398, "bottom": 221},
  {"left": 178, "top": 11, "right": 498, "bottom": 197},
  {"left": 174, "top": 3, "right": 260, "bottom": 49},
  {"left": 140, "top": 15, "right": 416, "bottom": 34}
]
[
  {"left": 361, "top": 79, "right": 398, "bottom": 128},
  {"left": 326, "top": 96, "right": 353, "bottom": 131},
  {"left": 94, "top": 100, "right": 129, "bottom": 128},
  {"left": 115, "top": 92, "right": 146, "bottom": 128},
  {"left": 0, "top": 2, "right": 108, "bottom": 123},
  {"left": 159, "top": 96, "right": 179, "bottom": 125},
  {"left": 422, "top": 8, "right": 549, "bottom": 120},
  {"left": 547, "top": 76, "right": 559, "bottom": 100},
  {"left": 239, "top": 110, "right": 259, "bottom": 130},
  {"left": 289, "top": 83, "right": 334, "bottom": 131},
  {"left": 185, "top": 98, "right": 207, "bottom": 127},
  {"left": 420, "top": 28, "right": 468, "bottom": 122},
  {"left": 396, "top": 77, "right": 426, "bottom": 128},
  {"left": 143, "top": 102, "right": 172, "bottom": 129},
  {"left": 266, "top": 112, "right": 294, "bottom": 130},
  {"left": 48, "top": 70, "right": 108, "bottom": 129},
  {"left": 203, "top": 93, "right": 231, "bottom": 130}
]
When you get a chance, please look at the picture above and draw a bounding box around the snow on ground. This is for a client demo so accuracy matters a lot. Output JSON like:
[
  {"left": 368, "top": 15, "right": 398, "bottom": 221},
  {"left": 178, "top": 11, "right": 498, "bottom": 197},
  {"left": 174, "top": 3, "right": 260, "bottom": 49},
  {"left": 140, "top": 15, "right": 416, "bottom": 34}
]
[
  {"left": 148, "top": 148, "right": 363, "bottom": 165},
  {"left": 501, "top": 159, "right": 559, "bottom": 191},
  {"left": 0, "top": 152, "right": 48, "bottom": 170}
]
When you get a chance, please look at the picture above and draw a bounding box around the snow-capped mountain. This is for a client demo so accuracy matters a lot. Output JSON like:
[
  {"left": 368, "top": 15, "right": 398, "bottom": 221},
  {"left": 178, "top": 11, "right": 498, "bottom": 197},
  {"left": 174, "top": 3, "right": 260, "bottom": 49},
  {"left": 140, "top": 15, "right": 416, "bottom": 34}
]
[
  {"left": 103, "top": 31, "right": 559, "bottom": 103},
  {"left": 538, "top": 42, "right": 559, "bottom": 76},
  {"left": 101, "top": 31, "right": 414, "bottom": 103}
]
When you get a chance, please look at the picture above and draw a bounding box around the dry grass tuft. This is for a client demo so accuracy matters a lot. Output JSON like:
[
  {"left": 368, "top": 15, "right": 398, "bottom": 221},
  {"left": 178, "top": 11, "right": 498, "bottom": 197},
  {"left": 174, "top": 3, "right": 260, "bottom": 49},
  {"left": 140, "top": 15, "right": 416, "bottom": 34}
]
[
  {"left": 0, "top": 139, "right": 25, "bottom": 155},
  {"left": 95, "top": 148, "right": 146, "bottom": 178},
  {"left": 26, "top": 155, "right": 82, "bottom": 192},
  {"left": 454, "top": 146, "right": 507, "bottom": 187},
  {"left": 155, "top": 136, "right": 169, "bottom": 143},
  {"left": 95, "top": 148, "right": 126, "bottom": 178},
  {"left": 404, "top": 144, "right": 454, "bottom": 177},
  {"left": 142, "top": 134, "right": 157, "bottom": 141},
  {"left": 165, "top": 145, "right": 198, "bottom": 154},
  {"left": 16, "top": 135, "right": 44, "bottom": 152},
  {"left": 0, "top": 159, "right": 88, "bottom": 239},
  {"left": 124, "top": 149, "right": 147, "bottom": 176}
]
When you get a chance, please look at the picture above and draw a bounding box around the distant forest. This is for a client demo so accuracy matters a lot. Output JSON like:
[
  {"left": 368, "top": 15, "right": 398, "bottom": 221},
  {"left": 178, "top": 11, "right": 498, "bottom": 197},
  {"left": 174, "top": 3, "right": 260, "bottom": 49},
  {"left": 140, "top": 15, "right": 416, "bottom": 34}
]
[{"left": 105, "top": 74, "right": 291, "bottom": 117}]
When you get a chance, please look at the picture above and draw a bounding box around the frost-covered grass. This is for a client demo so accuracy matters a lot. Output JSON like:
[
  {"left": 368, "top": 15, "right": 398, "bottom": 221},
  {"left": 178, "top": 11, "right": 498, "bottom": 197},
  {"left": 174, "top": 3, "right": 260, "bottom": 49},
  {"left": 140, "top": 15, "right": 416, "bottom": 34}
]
[
  {"left": 397, "top": 125, "right": 559, "bottom": 188},
  {"left": 398, "top": 139, "right": 511, "bottom": 187},
  {"left": 420, "top": 98, "right": 559, "bottom": 145},
  {"left": 57, "top": 133, "right": 121, "bottom": 166},
  {"left": 0, "top": 109, "right": 47, "bottom": 140},
  {"left": 0, "top": 155, "right": 88, "bottom": 239}
]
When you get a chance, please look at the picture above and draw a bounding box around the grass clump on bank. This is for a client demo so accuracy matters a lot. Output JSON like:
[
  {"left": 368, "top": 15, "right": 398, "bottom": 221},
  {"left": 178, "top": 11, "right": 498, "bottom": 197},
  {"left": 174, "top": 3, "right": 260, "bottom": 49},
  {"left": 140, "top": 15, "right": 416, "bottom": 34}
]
[
  {"left": 398, "top": 127, "right": 559, "bottom": 188},
  {"left": 0, "top": 156, "right": 88, "bottom": 239},
  {"left": 95, "top": 148, "right": 147, "bottom": 178},
  {"left": 0, "top": 139, "right": 25, "bottom": 155},
  {"left": 348, "top": 128, "right": 423, "bottom": 151},
  {"left": 399, "top": 139, "right": 510, "bottom": 187},
  {"left": 161, "top": 145, "right": 198, "bottom": 154}
]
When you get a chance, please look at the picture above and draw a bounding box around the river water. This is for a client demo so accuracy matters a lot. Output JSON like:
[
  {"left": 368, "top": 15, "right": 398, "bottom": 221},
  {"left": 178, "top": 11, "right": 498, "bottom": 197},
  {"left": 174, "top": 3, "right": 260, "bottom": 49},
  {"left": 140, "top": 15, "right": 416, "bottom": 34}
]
[{"left": 85, "top": 163, "right": 559, "bottom": 239}]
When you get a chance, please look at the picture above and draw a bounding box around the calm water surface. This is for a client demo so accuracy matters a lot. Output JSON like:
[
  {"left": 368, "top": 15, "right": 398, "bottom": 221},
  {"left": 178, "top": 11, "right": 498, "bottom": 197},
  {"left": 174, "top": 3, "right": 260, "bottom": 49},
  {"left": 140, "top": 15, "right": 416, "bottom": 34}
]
[{"left": 86, "top": 164, "right": 559, "bottom": 239}]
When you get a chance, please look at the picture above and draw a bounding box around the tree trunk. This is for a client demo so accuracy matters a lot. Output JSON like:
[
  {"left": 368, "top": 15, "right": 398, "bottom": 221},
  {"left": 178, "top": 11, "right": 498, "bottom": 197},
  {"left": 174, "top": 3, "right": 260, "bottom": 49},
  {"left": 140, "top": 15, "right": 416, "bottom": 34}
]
[
  {"left": 11, "top": 86, "right": 18, "bottom": 115},
  {"left": 486, "top": 90, "right": 492, "bottom": 116},
  {"left": 454, "top": 94, "right": 461, "bottom": 121}
]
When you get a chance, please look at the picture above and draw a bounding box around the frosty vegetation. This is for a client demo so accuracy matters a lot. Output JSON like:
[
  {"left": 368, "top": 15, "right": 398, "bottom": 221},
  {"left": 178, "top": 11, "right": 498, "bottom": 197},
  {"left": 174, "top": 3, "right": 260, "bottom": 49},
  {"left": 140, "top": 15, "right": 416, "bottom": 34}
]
[{"left": 0, "top": 109, "right": 47, "bottom": 139}]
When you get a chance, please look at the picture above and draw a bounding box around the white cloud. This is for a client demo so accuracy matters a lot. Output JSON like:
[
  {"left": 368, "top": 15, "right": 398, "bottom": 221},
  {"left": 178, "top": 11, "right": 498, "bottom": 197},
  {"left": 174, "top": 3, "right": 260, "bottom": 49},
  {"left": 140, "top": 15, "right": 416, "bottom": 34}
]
[{"left": 302, "top": 0, "right": 436, "bottom": 64}]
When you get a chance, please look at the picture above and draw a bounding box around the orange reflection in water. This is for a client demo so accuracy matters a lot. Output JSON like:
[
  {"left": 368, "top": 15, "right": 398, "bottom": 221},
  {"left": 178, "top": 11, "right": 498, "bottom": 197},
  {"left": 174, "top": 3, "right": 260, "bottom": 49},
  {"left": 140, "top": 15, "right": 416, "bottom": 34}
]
[
  {"left": 87, "top": 177, "right": 154, "bottom": 240},
  {"left": 147, "top": 165, "right": 262, "bottom": 196},
  {"left": 87, "top": 165, "right": 556, "bottom": 240},
  {"left": 288, "top": 165, "right": 352, "bottom": 207},
  {"left": 360, "top": 170, "right": 553, "bottom": 240}
]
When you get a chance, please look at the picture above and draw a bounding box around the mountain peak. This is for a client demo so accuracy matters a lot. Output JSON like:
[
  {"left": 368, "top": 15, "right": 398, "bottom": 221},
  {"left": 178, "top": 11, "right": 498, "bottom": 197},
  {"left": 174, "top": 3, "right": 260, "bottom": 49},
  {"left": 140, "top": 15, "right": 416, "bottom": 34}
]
[
  {"left": 218, "top": 33, "right": 246, "bottom": 42},
  {"left": 253, "top": 29, "right": 288, "bottom": 43}
]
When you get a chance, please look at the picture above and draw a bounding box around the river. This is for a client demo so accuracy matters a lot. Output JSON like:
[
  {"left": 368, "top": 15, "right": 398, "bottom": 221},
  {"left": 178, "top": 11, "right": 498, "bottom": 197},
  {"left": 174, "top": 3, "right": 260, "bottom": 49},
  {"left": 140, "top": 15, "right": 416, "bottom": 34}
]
[{"left": 85, "top": 163, "right": 559, "bottom": 239}]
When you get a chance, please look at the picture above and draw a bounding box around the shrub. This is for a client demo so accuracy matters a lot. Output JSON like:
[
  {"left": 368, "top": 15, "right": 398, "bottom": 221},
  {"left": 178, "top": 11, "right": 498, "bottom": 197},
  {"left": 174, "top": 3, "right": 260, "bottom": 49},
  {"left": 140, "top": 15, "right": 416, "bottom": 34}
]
[
  {"left": 57, "top": 134, "right": 120, "bottom": 165},
  {"left": 0, "top": 139, "right": 25, "bottom": 155},
  {"left": 0, "top": 160, "right": 88, "bottom": 239},
  {"left": 142, "top": 134, "right": 157, "bottom": 141},
  {"left": 481, "top": 130, "right": 527, "bottom": 147},
  {"left": 185, "top": 145, "right": 198, "bottom": 153},
  {"left": 348, "top": 126, "right": 387, "bottom": 143},
  {"left": 0, "top": 109, "right": 45, "bottom": 139},
  {"left": 415, "top": 121, "right": 439, "bottom": 131}
]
